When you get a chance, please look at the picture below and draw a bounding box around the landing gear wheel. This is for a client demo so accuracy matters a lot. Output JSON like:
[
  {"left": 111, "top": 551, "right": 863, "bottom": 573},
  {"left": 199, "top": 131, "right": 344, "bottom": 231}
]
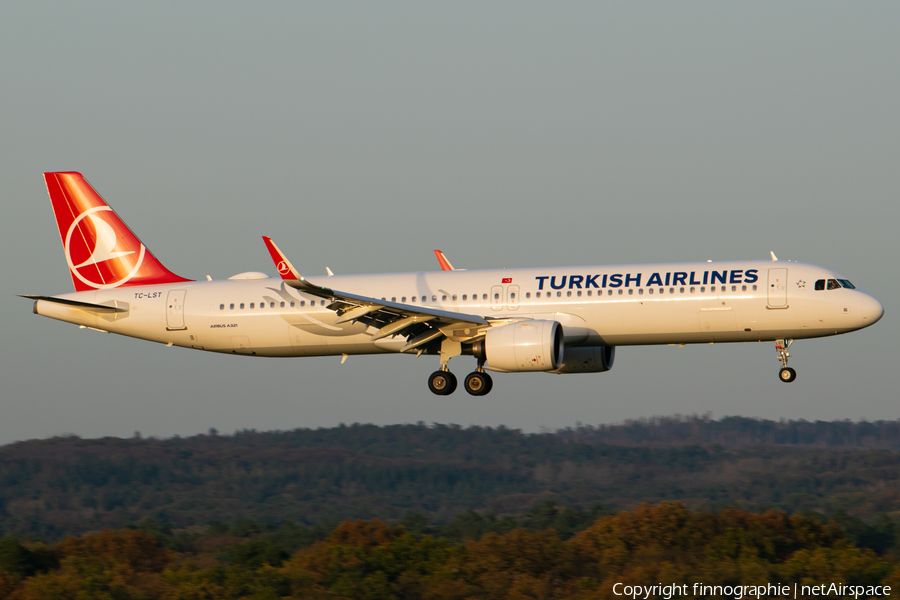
[
  {"left": 429, "top": 370, "right": 457, "bottom": 395},
  {"left": 464, "top": 371, "right": 493, "bottom": 396},
  {"left": 779, "top": 367, "right": 797, "bottom": 383}
]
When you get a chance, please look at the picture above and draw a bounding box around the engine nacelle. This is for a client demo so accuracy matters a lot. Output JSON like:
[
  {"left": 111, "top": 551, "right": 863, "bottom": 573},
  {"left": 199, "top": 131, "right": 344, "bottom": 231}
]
[
  {"left": 478, "top": 320, "right": 564, "bottom": 372},
  {"left": 552, "top": 345, "right": 615, "bottom": 373}
]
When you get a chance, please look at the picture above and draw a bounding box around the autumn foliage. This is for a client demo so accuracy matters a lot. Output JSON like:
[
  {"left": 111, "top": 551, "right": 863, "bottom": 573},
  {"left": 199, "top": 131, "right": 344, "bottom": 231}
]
[{"left": 1, "top": 503, "right": 898, "bottom": 599}]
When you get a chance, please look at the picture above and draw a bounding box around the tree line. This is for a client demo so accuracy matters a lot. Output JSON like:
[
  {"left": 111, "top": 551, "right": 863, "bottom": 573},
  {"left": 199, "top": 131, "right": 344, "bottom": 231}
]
[
  {"left": 2, "top": 503, "right": 898, "bottom": 599},
  {"left": 3, "top": 419, "right": 900, "bottom": 540}
]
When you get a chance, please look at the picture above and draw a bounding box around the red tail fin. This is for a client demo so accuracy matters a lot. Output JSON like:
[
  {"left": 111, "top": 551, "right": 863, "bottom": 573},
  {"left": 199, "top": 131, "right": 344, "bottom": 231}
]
[{"left": 44, "top": 172, "right": 192, "bottom": 291}]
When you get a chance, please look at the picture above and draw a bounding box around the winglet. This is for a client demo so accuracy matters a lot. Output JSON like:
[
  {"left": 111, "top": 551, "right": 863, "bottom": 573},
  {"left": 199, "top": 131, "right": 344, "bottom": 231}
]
[
  {"left": 262, "top": 236, "right": 301, "bottom": 280},
  {"left": 434, "top": 249, "right": 455, "bottom": 271}
]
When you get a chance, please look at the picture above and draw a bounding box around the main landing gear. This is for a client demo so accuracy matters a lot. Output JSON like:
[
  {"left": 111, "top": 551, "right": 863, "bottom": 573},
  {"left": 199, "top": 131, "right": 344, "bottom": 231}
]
[
  {"left": 464, "top": 370, "right": 493, "bottom": 396},
  {"left": 776, "top": 339, "right": 797, "bottom": 383},
  {"left": 428, "top": 339, "right": 494, "bottom": 396},
  {"left": 427, "top": 368, "right": 493, "bottom": 396},
  {"left": 428, "top": 345, "right": 494, "bottom": 396},
  {"left": 428, "top": 369, "right": 457, "bottom": 395}
]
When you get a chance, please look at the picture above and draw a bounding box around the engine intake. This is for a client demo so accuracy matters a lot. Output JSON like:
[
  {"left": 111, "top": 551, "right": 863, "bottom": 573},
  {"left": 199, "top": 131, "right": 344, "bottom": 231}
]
[{"left": 476, "top": 320, "right": 564, "bottom": 372}]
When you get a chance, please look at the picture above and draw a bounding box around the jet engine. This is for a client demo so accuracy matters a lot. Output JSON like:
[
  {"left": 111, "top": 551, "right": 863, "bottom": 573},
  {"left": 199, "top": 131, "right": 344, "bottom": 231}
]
[
  {"left": 472, "top": 320, "right": 564, "bottom": 372},
  {"left": 552, "top": 345, "right": 615, "bottom": 373}
]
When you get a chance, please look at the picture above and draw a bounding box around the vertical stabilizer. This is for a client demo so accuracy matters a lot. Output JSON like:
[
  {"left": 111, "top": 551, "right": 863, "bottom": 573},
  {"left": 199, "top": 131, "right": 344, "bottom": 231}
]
[{"left": 43, "top": 172, "right": 192, "bottom": 291}]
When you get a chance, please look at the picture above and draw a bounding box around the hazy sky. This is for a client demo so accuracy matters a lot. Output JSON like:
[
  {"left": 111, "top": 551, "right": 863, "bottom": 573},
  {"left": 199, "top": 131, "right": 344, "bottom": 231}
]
[{"left": 1, "top": 2, "right": 897, "bottom": 445}]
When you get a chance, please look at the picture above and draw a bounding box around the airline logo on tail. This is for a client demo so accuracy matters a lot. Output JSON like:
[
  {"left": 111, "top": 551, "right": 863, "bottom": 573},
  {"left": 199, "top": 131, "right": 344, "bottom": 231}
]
[
  {"left": 65, "top": 206, "right": 146, "bottom": 289},
  {"left": 44, "top": 172, "right": 191, "bottom": 291}
]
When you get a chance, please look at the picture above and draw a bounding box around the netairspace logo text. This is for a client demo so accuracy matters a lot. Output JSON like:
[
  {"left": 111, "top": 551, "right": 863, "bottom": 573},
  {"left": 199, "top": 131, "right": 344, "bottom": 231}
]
[{"left": 612, "top": 582, "right": 891, "bottom": 599}]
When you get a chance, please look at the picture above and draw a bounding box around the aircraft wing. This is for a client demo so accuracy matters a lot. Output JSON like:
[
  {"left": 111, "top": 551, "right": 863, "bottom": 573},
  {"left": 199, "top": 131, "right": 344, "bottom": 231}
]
[{"left": 262, "top": 237, "right": 488, "bottom": 351}]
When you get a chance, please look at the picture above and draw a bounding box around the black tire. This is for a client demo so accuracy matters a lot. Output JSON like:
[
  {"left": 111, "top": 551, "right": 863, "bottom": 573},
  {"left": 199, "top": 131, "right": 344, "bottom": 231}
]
[
  {"left": 482, "top": 372, "right": 493, "bottom": 395},
  {"left": 446, "top": 371, "right": 458, "bottom": 394},
  {"left": 464, "top": 372, "right": 490, "bottom": 396},
  {"left": 779, "top": 367, "right": 797, "bottom": 383},
  {"left": 429, "top": 370, "right": 457, "bottom": 395}
]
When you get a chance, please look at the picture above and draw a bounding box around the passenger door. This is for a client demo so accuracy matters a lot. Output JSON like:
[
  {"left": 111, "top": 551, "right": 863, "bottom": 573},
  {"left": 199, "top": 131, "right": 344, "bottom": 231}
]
[
  {"left": 767, "top": 269, "right": 788, "bottom": 308},
  {"left": 166, "top": 289, "right": 187, "bottom": 330}
]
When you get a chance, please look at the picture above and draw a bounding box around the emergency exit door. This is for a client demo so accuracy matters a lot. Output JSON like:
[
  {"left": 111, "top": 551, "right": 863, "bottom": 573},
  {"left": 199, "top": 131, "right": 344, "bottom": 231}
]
[{"left": 491, "top": 285, "right": 503, "bottom": 311}]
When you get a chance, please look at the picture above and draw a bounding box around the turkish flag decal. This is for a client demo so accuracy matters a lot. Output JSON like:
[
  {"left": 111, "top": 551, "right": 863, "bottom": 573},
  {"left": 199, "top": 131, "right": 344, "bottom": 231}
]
[{"left": 502, "top": 277, "right": 512, "bottom": 284}]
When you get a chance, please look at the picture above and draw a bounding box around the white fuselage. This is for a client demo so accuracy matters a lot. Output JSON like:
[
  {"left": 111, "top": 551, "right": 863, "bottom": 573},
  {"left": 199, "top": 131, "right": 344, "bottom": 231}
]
[{"left": 33, "top": 260, "right": 884, "bottom": 361}]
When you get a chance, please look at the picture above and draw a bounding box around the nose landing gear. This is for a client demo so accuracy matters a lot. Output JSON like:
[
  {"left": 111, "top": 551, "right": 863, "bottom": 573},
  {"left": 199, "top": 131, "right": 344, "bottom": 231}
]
[{"left": 776, "top": 339, "right": 797, "bottom": 383}]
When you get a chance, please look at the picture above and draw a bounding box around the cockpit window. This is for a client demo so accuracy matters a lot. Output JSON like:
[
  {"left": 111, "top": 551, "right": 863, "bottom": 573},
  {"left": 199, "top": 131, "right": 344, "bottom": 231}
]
[
  {"left": 838, "top": 279, "right": 855, "bottom": 289},
  {"left": 827, "top": 279, "right": 842, "bottom": 290},
  {"left": 815, "top": 279, "right": 825, "bottom": 291}
]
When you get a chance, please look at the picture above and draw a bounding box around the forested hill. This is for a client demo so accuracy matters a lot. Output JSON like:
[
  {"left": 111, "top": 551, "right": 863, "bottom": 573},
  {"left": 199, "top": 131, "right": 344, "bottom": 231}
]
[
  {"left": 557, "top": 415, "right": 900, "bottom": 448},
  {"left": 2, "top": 417, "right": 900, "bottom": 541}
]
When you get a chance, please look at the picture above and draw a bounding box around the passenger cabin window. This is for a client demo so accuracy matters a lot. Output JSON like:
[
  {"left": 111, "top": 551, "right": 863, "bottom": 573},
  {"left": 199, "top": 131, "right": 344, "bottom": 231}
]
[
  {"left": 250, "top": 303, "right": 255, "bottom": 309},
  {"left": 452, "top": 295, "right": 457, "bottom": 301},
  {"left": 290, "top": 302, "right": 295, "bottom": 307},
  {"left": 462, "top": 295, "right": 467, "bottom": 301},
  {"left": 240, "top": 303, "right": 245, "bottom": 309},
  {"left": 482, "top": 294, "right": 487, "bottom": 300},
  {"left": 219, "top": 304, "right": 224, "bottom": 310},
  {"left": 442, "top": 295, "right": 447, "bottom": 301},
  {"left": 432, "top": 295, "right": 437, "bottom": 302},
  {"left": 229, "top": 303, "right": 234, "bottom": 309},
  {"left": 526, "top": 292, "right": 531, "bottom": 298},
  {"left": 280, "top": 301, "right": 285, "bottom": 307}
]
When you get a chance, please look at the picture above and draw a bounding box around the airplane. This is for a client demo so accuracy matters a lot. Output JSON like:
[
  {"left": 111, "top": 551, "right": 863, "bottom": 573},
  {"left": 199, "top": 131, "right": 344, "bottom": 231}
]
[{"left": 24, "top": 172, "right": 884, "bottom": 396}]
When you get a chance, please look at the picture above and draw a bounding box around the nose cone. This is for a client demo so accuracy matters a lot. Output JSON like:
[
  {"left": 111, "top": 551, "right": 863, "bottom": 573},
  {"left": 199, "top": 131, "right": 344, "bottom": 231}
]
[{"left": 859, "top": 292, "right": 884, "bottom": 327}]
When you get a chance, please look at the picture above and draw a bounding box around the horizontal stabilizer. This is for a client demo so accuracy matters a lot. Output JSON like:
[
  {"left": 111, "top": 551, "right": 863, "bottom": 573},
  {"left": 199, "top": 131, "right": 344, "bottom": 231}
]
[{"left": 20, "top": 295, "right": 129, "bottom": 312}]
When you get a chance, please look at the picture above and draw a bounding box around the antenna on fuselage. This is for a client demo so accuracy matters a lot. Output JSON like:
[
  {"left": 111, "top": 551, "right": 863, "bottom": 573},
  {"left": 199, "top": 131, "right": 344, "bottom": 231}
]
[{"left": 770, "top": 252, "right": 779, "bottom": 261}]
